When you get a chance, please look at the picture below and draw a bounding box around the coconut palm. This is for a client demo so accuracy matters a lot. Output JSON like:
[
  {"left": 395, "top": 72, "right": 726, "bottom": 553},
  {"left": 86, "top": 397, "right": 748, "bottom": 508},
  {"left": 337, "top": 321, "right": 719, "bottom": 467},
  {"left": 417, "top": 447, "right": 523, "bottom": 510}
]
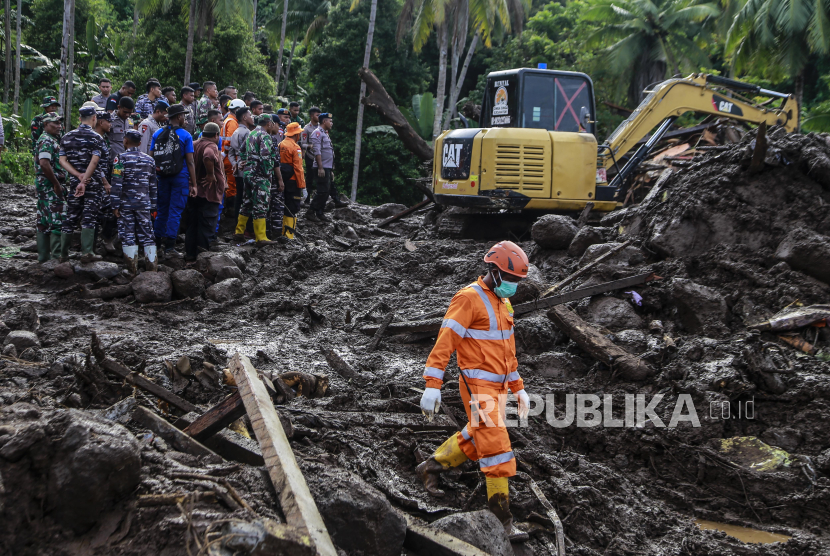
[
  {"left": 266, "top": 0, "right": 331, "bottom": 95},
  {"left": 583, "top": 0, "right": 719, "bottom": 106},
  {"left": 348, "top": 0, "right": 378, "bottom": 202},
  {"left": 4, "top": 0, "right": 11, "bottom": 103}
]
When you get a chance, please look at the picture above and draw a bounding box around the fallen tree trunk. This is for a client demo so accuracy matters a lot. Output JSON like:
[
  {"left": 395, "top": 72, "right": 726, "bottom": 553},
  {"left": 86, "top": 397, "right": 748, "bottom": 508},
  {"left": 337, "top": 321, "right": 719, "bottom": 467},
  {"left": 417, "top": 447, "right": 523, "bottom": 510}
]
[
  {"left": 358, "top": 67, "right": 434, "bottom": 161},
  {"left": 547, "top": 305, "right": 655, "bottom": 381},
  {"left": 377, "top": 198, "right": 433, "bottom": 228},
  {"left": 83, "top": 283, "right": 133, "bottom": 299}
]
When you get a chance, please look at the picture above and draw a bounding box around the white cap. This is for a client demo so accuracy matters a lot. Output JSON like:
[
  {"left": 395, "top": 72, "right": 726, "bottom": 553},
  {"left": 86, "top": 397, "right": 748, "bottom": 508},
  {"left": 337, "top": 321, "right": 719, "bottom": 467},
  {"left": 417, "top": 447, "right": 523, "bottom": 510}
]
[{"left": 228, "top": 99, "right": 246, "bottom": 111}]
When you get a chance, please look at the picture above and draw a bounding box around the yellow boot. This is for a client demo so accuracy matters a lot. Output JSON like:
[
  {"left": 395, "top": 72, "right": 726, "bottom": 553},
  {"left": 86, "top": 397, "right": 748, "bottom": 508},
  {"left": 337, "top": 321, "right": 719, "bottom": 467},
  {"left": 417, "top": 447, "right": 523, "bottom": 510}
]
[
  {"left": 416, "top": 434, "right": 469, "bottom": 497},
  {"left": 253, "top": 218, "right": 275, "bottom": 246},
  {"left": 487, "top": 477, "right": 528, "bottom": 542},
  {"left": 282, "top": 216, "right": 296, "bottom": 239},
  {"left": 234, "top": 215, "right": 249, "bottom": 241}
]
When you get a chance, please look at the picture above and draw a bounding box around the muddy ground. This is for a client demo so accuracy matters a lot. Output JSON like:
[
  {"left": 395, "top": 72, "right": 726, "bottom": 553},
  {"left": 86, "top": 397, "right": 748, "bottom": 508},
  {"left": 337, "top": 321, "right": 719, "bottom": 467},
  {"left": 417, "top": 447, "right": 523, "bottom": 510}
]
[{"left": 1, "top": 128, "right": 830, "bottom": 555}]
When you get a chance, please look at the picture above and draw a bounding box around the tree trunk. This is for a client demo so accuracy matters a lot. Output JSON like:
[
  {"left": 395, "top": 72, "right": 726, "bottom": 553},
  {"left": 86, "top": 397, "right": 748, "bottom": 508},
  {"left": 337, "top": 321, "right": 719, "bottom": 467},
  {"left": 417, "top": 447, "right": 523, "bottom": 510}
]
[
  {"left": 443, "top": 32, "right": 460, "bottom": 130},
  {"left": 12, "top": 0, "right": 21, "bottom": 114},
  {"left": 4, "top": 0, "right": 11, "bottom": 104},
  {"left": 453, "top": 31, "right": 478, "bottom": 103},
  {"left": 65, "top": 0, "right": 75, "bottom": 130},
  {"left": 795, "top": 68, "right": 804, "bottom": 133},
  {"left": 349, "top": 0, "right": 378, "bottom": 203},
  {"left": 59, "top": 0, "right": 72, "bottom": 125},
  {"left": 252, "top": 0, "right": 258, "bottom": 37},
  {"left": 359, "top": 67, "right": 434, "bottom": 161},
  {"left": 275, "top": 0, "right": 288, "bottom": 93},
  {"left": 184, "top": 0, "right": 196, "bottom": 85},
  {"left": 279, "top": 35, "right": 298, "bottom": 96},
  {"left": 432, "top": 22, "right": 448, "bottom": 139},
  {"left": 131, "top": 3, "right": 138, "bottom": 55}
]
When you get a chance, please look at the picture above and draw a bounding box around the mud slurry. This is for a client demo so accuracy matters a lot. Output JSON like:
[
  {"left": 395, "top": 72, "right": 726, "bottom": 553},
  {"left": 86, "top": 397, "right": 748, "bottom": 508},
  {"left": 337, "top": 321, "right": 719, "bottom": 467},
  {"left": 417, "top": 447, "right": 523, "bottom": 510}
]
[{"left": 0, "top": 129, "right": 829, "bottom": 555}]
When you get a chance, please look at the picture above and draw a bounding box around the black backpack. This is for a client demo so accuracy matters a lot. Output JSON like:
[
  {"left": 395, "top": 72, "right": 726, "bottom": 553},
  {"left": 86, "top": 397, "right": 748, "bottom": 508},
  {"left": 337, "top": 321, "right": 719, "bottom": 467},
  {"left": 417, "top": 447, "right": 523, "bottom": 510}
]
[{"left": 152, "top": 126, "right": 183, "bottom": 177}]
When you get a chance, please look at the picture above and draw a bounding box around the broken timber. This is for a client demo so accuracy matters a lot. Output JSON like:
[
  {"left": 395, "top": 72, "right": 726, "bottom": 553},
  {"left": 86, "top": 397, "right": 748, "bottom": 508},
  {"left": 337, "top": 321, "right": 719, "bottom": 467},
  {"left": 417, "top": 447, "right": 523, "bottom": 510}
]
[
  {"left": 367, "top": 312, "right": 395, "bottom": 351},
  {"left": 132, "top": 406, "right": 222, "bottom": 461},
  {"left": 401, "top": 513, "right": 490, "bottom": 556},
  {"left": 377, "top": 198, "right": 433, "bottom": 228},
  {"left": 230, "top": 353, "right": 337, "bottom": 556},
  {"left": 542, "top": 240, "right": 632, "bottom": 297},
  {"left": 182, "top": 391, "right": 246, "bottom": 441},
  {"left": 520, "top": 472, "right": 566, "bottom": 556},
  {"left": 91, "top": 333, "right": 199, "bottom": 413}
]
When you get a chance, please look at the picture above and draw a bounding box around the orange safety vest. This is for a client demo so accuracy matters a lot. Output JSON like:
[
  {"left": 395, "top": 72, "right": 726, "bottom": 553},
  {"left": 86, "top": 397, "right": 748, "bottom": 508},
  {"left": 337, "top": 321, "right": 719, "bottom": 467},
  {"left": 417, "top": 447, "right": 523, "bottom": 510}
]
[{"left": 279, "top": 136, "right": 306, "bottom": 189}]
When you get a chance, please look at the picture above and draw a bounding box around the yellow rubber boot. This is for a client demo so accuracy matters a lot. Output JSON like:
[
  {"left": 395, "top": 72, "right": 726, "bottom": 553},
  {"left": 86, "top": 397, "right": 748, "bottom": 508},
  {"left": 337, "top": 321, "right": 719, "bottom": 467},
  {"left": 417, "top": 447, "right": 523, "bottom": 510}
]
[
  {"left": 253, "top": 219, "right": 275, "bottom": 246},
  {"left": 434, "top": 434, "right": 469, "bottom": 469},
  {"left": 487, "top": 477, "right": 527, "bottom": 541},
  {"left": 282, "top": 216, "right": 296, "bottom": 239},
  {"left": 234, "top": 215, "right": 249, "bottom": 240}
]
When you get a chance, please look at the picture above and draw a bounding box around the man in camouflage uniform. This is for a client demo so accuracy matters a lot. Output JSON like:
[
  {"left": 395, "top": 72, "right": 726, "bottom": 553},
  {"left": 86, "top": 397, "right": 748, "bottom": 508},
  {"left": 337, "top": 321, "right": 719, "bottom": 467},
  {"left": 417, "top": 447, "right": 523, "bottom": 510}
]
[
  {"left": 234, "top": 114, "right": 278, "bottom": 246},
  {"left": 34, "top": 113, "right": 66, "bottom": 262},
  {"left": 195, "top": 81, "right": 220, "bottom": 129},
  {"left": 58, "top": 105, "right": 107, "bottom": 263},
  {"left": 267, "top": 118, "right": 286, "bottom": 238},
  {"left": 110, "top": 129, "right": 158, "bottom": 274},
  {"left": 135, "top": 80, "right": 162, "bottom": 122},
  {"left": 93, "top": 108, "right": 119, "bottom": 253},
  {"left": 31, "top": 96, "right": 61, "bottom": 155}
]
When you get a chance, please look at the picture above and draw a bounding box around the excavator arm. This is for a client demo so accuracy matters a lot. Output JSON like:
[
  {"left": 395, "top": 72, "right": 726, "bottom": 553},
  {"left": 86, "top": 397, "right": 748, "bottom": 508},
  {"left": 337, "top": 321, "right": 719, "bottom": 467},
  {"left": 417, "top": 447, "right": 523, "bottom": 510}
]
[{"left": 598, "top": 74, "right": 798, "bottom": 185}]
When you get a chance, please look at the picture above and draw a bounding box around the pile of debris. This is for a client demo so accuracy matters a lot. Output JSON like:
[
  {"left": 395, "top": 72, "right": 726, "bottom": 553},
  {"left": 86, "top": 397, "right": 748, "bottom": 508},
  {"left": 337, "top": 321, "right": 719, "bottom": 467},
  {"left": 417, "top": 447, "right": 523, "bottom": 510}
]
[{"left": 1, "top": 128, "right": 830, "bottom": 555}]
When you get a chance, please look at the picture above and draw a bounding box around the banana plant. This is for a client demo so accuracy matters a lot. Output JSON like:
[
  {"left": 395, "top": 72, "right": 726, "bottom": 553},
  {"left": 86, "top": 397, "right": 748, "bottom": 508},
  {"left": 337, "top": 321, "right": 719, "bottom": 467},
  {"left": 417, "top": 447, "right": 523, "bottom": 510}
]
[{"left": 400, "top": 93, "right": 434, "bottom": 141}]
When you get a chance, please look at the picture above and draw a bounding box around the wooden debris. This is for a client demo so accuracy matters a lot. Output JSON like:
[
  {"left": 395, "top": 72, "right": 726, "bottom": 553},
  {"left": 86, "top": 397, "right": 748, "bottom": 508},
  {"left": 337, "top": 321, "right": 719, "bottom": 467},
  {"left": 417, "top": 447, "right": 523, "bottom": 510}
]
[
  {"left": 83, "top": 283, "right": 133, "bottom": 299},
  {"left": 137, "top": 492, "right": 217, "bottom": 507},
  {"left": 575, "top": 202, "right": 594, "bottom": 228},
  {"left": 367, "top": 313, "right": 395, "bottom": 351},
  {"left": 230, "top": 353, "right": 337, "bottom": 556},
  {"left": 322, "top": 348, "right": 362, "bottom": 381},
  {"left": 542, "top": 240, "right": 632, "bottom": 297},
  {"left": 377, "top": 199, "right": 433, "bottom": 228},
  {"left": 170, "top": 472, "right": 255, "bottom": 514},
  {"left": 132, "top": 406, "right": 222, "bottom": 461},
  {"left": 285, "top": 408, "right": 458, "bottom": 432},
  {"left": 91, "top": 333, "right": 198, "bottom": 413},
  {"left": 359, "top": 317, "right": 443, "bottom": 337},
  {"left": 747, "top": 121, "right": 767, "bottom": 174},
  {"left": 547, "top": 305, "right": 655, "bottom": 381},
  {"left": 401, "top": 513, "right": 490, "bottom": 556},
  {"left": 521, "top": 472, "right": 566, "bottom": 556},
  {"left": 778, "top": 334, "right": 817, "bottom": 355},
  {"left": 748, "top": 304, "right": 830, "bottom": 332},
  {"left": 182, "top": 392, "right": 247, "bottom": 442},
  {"left": 279, "top": 371, "right": 329, "bottom": 398}
]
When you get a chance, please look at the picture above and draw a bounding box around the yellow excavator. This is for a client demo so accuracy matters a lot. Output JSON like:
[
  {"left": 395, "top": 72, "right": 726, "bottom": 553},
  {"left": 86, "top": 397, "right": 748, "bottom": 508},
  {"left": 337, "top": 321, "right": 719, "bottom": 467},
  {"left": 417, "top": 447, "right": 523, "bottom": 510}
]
[{"left": 432, "top": 70, "right": 798, "bottom": 233}]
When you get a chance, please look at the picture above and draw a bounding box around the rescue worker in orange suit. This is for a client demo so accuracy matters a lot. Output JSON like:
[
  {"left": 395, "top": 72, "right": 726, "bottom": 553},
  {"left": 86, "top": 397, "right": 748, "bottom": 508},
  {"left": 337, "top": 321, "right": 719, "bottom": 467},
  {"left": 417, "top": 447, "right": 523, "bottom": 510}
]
[
  {"left": 222, "top": 99, "right": 244, "bottom": 218},
  {"left": 418, "top": 241, "right": 532, "bottom": 541},
  {"left": 278, "top": 122, "right": 305, "bottom": 238}
]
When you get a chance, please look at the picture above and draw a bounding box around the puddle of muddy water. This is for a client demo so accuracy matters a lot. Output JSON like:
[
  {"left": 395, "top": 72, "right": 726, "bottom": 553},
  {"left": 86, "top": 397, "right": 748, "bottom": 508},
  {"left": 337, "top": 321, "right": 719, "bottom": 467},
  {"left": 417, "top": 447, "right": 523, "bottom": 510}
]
[{"left": 695, "top": 519, "right": 792, "bottom": 544}]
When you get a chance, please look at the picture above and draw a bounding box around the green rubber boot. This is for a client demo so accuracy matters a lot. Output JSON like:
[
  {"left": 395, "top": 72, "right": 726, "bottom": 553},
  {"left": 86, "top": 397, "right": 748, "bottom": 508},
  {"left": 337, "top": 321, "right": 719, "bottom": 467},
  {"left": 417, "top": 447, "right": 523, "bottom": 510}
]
[
  {"left": 36, "top": 232, "right": 51, "bottom": 263},
  {"left": 50, "top": 233, "right": 61, "bottom": 260},
  {"left": 59, "top": 233, "right": 71, "bottom": 262},
  {"left": 79, "top": 228, "right": 102, "bottom": 263}
]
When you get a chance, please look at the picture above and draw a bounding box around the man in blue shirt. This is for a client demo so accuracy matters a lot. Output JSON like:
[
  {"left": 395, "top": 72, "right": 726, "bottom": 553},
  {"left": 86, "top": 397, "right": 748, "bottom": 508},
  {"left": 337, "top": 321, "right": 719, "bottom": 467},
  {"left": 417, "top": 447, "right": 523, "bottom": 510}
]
[{"left": 151, "top": 103, "right": 197, "bottom": 256}]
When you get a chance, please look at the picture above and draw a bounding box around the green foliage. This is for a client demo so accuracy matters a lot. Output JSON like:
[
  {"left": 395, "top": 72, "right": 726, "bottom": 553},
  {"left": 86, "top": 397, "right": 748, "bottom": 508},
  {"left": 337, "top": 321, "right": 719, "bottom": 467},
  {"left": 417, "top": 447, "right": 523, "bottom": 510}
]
[
  {"left": 401, "top": 92, "right": 435, "bottom": 140},
  {"left": 0, "top": 102, "right": 35, "bottom": 184},
  {"left": 0, "top": 147, "right": 36, "bottom": 185}
]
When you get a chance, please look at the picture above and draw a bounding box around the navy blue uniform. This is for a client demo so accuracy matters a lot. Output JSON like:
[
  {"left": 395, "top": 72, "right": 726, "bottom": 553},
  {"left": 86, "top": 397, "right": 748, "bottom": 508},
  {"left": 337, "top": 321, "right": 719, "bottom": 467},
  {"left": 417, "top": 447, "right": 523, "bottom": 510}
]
[{"left": 60, "top": 124, "right": 106, "bottom": 232}]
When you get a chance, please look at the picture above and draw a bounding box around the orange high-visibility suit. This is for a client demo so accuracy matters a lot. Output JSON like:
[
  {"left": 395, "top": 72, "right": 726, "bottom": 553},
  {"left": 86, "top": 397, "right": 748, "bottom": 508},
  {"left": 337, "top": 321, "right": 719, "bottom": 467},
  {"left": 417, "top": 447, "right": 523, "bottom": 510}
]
[
  {"left": 423, "top": 277, "right": 523, "bottom": 477},
  {"left": 221, "top": 112, "right": 239, "bottom": 197}
]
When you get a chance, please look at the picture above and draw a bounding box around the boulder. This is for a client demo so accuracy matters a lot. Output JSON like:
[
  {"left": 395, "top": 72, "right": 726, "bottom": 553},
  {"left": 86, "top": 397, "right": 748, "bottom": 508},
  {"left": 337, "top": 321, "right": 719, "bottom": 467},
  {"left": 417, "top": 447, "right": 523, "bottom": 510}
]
[
  {"left": 532, "top": 214, "right": 578, "bottom": 250},
  {"left": 301, "top": 462, "right": 406, "bottom": 556},
  {"left": 20, "top": 241, "right": 38, "bottom": 252},
  {"left": 131, "top": 271, "right": 173, "bottom": 304},
  {"left": 512, "top": 263, "right": 545, "bottom": 304},
  {"left": 579, "top": 243, "right": 644, "bottom": 267},
  {"left": 515, "top": 315, "right": 559, "bottom": 354},
  {"left": 581, "top": 297, "right": 643, "bottom": 331},
  {"left": 224, "top": 250, "right": 248, "bottom": 271},
  {"left": 206, "top": 278, "right": 244, "bottom": 303},
  {"left": 2, "top": 303, "right": 39, "bottom": 332},
  {"left": 0, "top": 321, "right": 9, "bottom": 342},
  {"left": 371, "top": 203, "right": 407, "bottom": 219},
  {"left": 529, "top": 352, "right": 587, "bottom": 379},
  {"left": 171, "top": 269, "right": 206, "bottom": 299},
  {"left": 53, "top": 262, "right": 75, "bottom": 279},
  {"left": 343, "top": 226, "right": 359, "bottom": 240},
  {"left": 568, "top": 226, "right": 603, "bottom": 258},
  {"left": 216, "top": 265, "right": 244, "bottom": 282},
  {"left": 200, "top": 254, "right": 239, "bottom": 280},
  {"left": 73, "top": 261, "right": 121, "bottom": 280},
  {"left": 3, "top": 330, "right": 41, "bottom": 350},
  {"left": 332, "top": 207, "right": 367, "bottom": 225},
  {"left": 16, "top": 227, "right": 36, "bottom": 237},
  {"left": 46, "top": 410, "right": 141, "bottom": 533},
  {"left": 430, "top": 510, "right": 512, "bottom": 556},
  {"left": 774, "top": 228, "right": 830, "bottom": 284},
  {"left": 671, "top": 278, "right": 728, "bottom": 334}
]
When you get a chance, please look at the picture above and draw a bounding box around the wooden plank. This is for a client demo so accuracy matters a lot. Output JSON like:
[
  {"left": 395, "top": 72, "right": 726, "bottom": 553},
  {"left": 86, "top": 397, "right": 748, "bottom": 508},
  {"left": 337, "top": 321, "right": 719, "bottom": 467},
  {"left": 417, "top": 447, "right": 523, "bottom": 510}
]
[
  {"left": 359, "top": 317, "right": 444, "bottom": 337},
  {"left": 285, "top": 409, "right": 458, "bottom": 432},
  {"left": 91, "top": 333, "right": 199, "bottom": 414},
  {"left": 401, "top": 513, "right": 491, "bottom": 556},
  {"left": 367, "top": 312, "right": 394, "bottom": 351},
  {"left": 576, "top": 202, "right": 594, "bottom": 228},
  {"left": 377, "top": 198, "right": 432, "bottom": 228},
  {"left": 230, "top": 353, "right": 337, "bottom": 556},
  {"left": 182, "top": 392, "right": 247, "bottom": 441},
  {"left": 132, "top": 406, "right": 222, "bottom": 461}
]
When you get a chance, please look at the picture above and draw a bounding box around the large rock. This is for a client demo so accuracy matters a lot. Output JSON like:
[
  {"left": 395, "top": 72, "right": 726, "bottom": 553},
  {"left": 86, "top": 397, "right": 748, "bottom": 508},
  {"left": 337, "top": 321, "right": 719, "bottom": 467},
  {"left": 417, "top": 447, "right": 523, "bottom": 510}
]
[
  {"left": 671, "top": 278, "right": 728, "bottom": 334},
  {"left": 371, "top": 203, "right": 407, "bottom": 219},
  {"left": 332, "top": 207, "right": 368, "bottom": 225},
  {"left": 131, "top": 271, "right": 173, "bottom": 303},
  {"left": 206, "top": 278, "right": 244, "bottom": 303},
  {"left": 46, "top": 410, "right": 141, "bottom": 533},
  {"left": 216, "top": 265, "right": 244, "bottom": 282},
  {"left": 53, "top": 262, "right": 75, "bottom": 279},
  {"left": 532, "top": 214, "right": 578, "bottom": 250},
  {"left": 171, "top": 269, "right": 206, "bottom": 298},
  {"left": 200, "top": 254, "right": 239, "bottom": 280},
  {"left": 568, "top": 226, "right": 603, "bottom": 258},
  {"left": 73, "top": 261, "right": 121, "bottom": 280},
  {"left": 3, "top": 330, "right": 41, "bottom": 350},
  {"left": 512, "top": 263, "right": 545, "bottom": 304},
  {"left": 774, "top": 228, "right": 830, "bottom": 285},
  {"left": 430, "top": 510, "right": 512, "bottom": 556},
  {"left": 2, "top": 303, "right": 39, "bottom": 332},
  {"left": 580, "top": 297, "right": 643, "bottom": 331},
  {"left": 301, "top": 462, "right": 406, "bottom": 556},
  {"left": 16, "top": 227, "right": 36, "bottom": 237},
  {"left": 579, "top": 243, "right": 644, "bottom": 267}
]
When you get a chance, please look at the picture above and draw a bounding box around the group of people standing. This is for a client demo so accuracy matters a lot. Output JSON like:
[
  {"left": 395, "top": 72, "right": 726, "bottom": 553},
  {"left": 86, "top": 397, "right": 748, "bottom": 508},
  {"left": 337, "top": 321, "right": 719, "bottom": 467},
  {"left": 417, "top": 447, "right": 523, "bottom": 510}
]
[{"left": 29, "top": 77, "right": 342, "bottom": 273}]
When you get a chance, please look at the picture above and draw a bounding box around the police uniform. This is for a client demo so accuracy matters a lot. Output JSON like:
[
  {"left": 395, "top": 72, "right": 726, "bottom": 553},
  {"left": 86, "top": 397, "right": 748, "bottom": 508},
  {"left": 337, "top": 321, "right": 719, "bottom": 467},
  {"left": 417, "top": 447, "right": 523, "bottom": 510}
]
[
  {"left": 91, "top": 92, "right": 109, "bottom": 109},
  {"left": 110, "top": 141, "right": 158, "bottom": 247},
  {"left": 309, "top": 124, "right": 335, "bottom": 218},
  {"left": 108, "top": 112, "right": 131, "bottom": 161},
  {"left": 34, "top": 115, "right": 66, "bottom": 242}
]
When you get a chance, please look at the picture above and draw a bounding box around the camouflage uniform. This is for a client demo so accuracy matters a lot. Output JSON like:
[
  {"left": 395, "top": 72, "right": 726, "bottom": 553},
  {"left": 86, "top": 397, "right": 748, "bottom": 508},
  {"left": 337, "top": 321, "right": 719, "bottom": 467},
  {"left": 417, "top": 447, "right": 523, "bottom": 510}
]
[
  {"left": 34, "top": 131, "right": 66, "bottom": 235},
  {"left": 268, "top": 132, "right": 284, "bottom": 231},
  {"left": 134, "top": 94, "right": 156, "bottom": 121},
  {"left": 60, "top": 123, "right": 107, "bottom": 232},
  {"left": 110, "top": 146, "right": 158, "bottom": 246},
  {"left": 240, "top": 126, "right": 276, "bottom": 220},
  {"left": 195, "top": 96, "right": 220, "bottom": 126}
]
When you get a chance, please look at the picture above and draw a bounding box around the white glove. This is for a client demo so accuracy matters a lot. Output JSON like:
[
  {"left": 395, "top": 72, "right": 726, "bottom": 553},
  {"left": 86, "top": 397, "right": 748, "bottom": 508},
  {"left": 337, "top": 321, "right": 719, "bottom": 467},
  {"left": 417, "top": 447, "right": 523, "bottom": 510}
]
[
  {"left": 420, "top": 387, "right": 441, "bottom": 421},
  {"left": 516, "top": 389, "right": 530, "bottom": 419}
]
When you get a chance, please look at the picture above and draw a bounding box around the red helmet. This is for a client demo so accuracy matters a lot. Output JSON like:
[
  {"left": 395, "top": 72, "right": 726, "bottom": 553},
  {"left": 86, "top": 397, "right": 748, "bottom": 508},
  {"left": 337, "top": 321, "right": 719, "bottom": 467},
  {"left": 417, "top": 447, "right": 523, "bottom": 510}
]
[{"left": 484, "top": 241, "right": 529, "bottom": 277}]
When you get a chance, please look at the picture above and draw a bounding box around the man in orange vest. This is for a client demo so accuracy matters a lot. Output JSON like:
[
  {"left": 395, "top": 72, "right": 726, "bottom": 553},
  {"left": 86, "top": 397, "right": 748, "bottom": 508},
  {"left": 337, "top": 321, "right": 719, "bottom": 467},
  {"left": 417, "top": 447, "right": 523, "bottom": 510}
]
[
  {"left": 278, "top": 122, "right": 305, "bottom": 238},
  {"left": 418, "top": 241, "right": 531, "bottom": 541},
  {"left": 222, "top": 99, "right": 244, "bottom": 218}
]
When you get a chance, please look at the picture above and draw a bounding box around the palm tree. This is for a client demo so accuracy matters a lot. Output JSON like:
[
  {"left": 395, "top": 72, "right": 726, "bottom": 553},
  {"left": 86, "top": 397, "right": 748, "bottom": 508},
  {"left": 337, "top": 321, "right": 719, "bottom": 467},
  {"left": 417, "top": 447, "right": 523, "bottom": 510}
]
[
  {"left": 4, "top": 0, "right": 11, "bottom": 103},
  {"left": 12, "top": 0, "right": 20, "bottom": 113},
  {"left": 349, "top": 0, "right": 378, "bottom": 202},
  {"left": 275, "top": 0, "right": 288, "bottom": 93},
  {"left": 266, "top": 0, "right": 331, "bottom": 95},
  {"left": 726, "top": 0, "right": 830, "bottom": 121},
  {"left": 583, "top": 0, "right": 719, "bottom": 106}
]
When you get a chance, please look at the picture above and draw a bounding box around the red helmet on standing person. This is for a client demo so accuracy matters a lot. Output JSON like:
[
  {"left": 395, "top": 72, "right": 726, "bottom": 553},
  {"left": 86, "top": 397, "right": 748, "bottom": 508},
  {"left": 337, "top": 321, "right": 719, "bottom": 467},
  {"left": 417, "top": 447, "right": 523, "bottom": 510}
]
[{"left": 483, "top": 241, "right": 529, "bottom": 278}]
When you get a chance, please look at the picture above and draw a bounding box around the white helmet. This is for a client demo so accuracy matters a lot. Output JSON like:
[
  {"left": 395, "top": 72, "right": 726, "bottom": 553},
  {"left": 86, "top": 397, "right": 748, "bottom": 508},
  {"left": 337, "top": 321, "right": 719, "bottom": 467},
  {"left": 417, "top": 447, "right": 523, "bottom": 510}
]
[{"left": 228, "top": 99, "right": 246, "bottom": 111}]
